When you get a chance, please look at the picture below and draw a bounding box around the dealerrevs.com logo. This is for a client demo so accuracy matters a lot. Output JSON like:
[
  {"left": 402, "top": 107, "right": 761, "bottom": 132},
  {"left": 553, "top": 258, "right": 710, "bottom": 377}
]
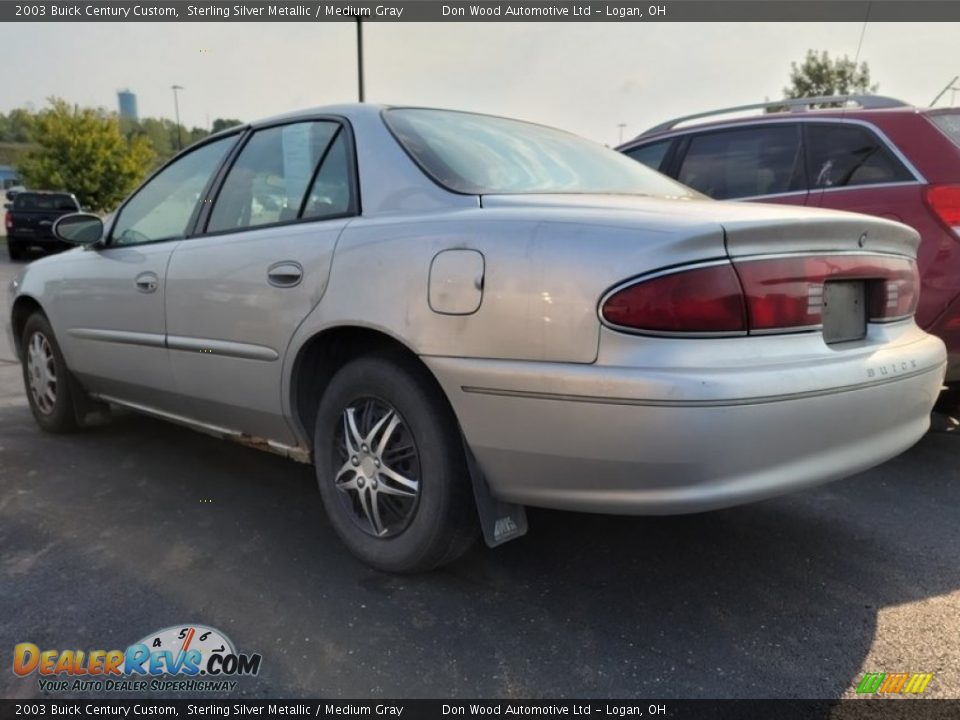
[{"left": 13, "top": 624, "right": 262, "bottom": 693}]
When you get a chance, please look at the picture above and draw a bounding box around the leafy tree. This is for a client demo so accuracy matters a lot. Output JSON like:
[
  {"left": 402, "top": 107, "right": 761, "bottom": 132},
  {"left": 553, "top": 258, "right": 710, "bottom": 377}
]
[
  {"left": 784, "top": 50, "right": 877, "bottom": 99},
  {"left": 18, "top": 98, "right": 155, "bottom": 212},
  {"left": 211, "top": 117, "right": 243, "bottom": 133},
  {"left": 0, "top": 109, "right": 35, "bottom": 143},
  {"left": 186, "top": 126, "right": 210, "bottom": 146}
]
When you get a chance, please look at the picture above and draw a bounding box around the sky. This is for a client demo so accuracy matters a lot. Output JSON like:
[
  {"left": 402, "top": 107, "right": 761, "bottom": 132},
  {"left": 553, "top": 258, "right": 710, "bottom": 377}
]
[{"left": 1, "top": 21, "right": 958, "bottom": 145}]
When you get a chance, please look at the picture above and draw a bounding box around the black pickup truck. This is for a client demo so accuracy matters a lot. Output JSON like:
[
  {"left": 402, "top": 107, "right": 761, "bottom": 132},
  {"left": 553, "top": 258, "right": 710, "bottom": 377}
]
[{"left": 4, "top": 190, "right": 82, "bottom": 260}]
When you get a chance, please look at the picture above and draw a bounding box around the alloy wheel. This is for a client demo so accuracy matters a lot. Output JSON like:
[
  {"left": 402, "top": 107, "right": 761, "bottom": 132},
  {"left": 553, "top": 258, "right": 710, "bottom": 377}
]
[{"left": 332, "top": 397, "right": 422, "bottom": 538}]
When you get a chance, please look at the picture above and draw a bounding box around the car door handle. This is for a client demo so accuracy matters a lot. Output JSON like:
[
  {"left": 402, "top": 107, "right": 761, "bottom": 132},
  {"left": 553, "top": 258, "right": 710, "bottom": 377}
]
[
  {"left": 134, "top": 272, "right": 159, "bottom": 293},
  {"left": 267, "top": 262, "right": 303, "bottom": 288}
]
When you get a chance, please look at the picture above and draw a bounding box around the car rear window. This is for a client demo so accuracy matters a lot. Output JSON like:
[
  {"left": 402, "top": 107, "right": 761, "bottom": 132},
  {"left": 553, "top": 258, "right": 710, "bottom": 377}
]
[
  {"left": 13, "top": 193, "right": 78, "bottom": 211},
  {"left": 929, "top": 112, "right": 960, "bottom": 149},
  {"left": 383, "top": 108, "right": 699, "bottom": 198}
]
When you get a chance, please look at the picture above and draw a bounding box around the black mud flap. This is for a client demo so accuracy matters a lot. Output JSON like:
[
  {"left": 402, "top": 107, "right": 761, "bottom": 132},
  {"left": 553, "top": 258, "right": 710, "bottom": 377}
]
[{"left": 463, "top": 443, "right": 528, "bottom": 547}]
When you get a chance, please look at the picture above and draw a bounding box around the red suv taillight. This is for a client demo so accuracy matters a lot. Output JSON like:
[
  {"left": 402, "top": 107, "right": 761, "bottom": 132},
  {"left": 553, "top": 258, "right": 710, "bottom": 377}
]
[
  {"left": 4, "top": 211, "right": 10, "bottom": 232},
  {"left": 924, "top": 184, "right": 960, "bottom": 234},
  {"left": 600, "top": 255, "right": 919, "bottom": 335}
]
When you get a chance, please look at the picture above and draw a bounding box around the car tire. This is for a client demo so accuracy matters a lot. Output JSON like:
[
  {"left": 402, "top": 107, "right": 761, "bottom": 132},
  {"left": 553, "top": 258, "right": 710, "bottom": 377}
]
[
  {"left": 21, "top": 313, "right": 80, "bottom": 433},
  {"left": 7, "top": 241, "right": 23, "bottom": 261},
  {"left": 314, "top": 353, "right": 479, "bottom": 573}
]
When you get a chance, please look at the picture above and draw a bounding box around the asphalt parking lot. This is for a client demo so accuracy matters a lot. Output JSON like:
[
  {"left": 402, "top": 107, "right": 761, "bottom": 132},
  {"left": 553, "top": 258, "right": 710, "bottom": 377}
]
[{"left": 1, "top": 250, "right": 959, "bottom": 700}]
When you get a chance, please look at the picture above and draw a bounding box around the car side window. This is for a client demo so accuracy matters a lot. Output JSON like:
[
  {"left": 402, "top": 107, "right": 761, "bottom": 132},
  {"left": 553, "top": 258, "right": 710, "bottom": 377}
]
[
  {"left": 301, "top": 130, "right": 352, "bottom": 220},
  {"left": 623, "top": 140, "right": 672, "bottom": 172},
  {"left": 207, "top": 121, "right": 340, "bottom": 233},
  {"left": 805, "top": 124, "right": 913, "bottom": 189},
  {"left": 111, "top": 135, "right": 237, "bottom": 246},
  {"left": 677, "top": 125, "right": 803, "bottom": 200}
]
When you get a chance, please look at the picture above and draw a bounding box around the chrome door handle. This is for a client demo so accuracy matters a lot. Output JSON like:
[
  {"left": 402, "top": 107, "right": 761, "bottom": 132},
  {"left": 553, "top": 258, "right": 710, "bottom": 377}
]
[
  {"left": 135, "top": 272, "right": 159, "bottom": 293},
  {"left": 267, "top": 261, "right": 303, "bottom": 288}
]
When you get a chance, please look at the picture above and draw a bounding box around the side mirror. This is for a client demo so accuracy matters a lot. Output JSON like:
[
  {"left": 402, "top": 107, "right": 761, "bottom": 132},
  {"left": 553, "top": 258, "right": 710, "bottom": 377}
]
[{"left": 53, "top": 213, "right": 104, "bottom": 246}]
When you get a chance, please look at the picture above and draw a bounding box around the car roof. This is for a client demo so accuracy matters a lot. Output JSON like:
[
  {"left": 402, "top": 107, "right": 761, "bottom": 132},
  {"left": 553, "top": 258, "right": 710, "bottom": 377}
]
[{"left": 620, "top": 102, "right": 934, "bottom": 149}]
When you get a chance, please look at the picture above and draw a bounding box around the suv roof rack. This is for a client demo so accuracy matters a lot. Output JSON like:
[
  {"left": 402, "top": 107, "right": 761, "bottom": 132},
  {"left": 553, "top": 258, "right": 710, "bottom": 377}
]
[{"left": 638, "top": 95, "right": 910, "bottom": 138}]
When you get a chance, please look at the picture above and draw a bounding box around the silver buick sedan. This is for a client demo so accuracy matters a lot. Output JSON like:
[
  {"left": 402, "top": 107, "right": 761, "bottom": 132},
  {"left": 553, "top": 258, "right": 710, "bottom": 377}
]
[{"left": 6, "top": 105, "right": 947, "bottom": 572}]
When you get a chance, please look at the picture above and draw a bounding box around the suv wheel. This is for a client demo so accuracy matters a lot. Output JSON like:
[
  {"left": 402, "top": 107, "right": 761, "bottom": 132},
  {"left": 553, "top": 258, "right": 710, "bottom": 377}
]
[
  {"left": 21, "top": 313, "right": 79, "bottom": 433},
  {"left": 7, "top": 241, "right": 24, "bottom": 261},
  {"left": 314, "top": 354, "right": 478, "bottom": 573}
]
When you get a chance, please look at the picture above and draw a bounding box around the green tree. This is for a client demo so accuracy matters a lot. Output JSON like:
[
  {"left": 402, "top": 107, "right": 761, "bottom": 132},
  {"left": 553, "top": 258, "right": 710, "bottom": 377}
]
[
  {"left": 186, "top": 126, "right": 210, "bottom": 145},
  {"left": 18, "top": 98, "right": 155, "bottom": 212},
  {"left": 211, "top": 117, "right": 243, "bottom": 133},
  {"left": 0, "top": 108, "right": 36, "bottom": 143},
  {"left": 784, "top": 50, "right": 878, "bottom": 99}
]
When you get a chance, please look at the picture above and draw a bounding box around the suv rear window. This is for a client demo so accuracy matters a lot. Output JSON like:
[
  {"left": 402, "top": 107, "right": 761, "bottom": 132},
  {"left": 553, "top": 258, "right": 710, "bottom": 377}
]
[
  {"left": 929, "top": 112, "right": 960, "bottom": 149},
  {"left": 805, "top": 124, "right": 913, "bottom": 189},
  {"left": 13, "top": 193, "right": 78, "bottom": 211}
]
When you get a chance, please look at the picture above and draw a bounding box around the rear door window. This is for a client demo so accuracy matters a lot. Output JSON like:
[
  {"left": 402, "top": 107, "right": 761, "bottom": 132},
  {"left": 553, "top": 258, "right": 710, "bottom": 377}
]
[
  {"left": 207, "top": 121, "right": 340, "bottom": 233},
  {"left": 622, "top": 140, "right": 673, "bottom": 172},
  {"left": 805, "top": 124, "right": 913, "bottom": 189},
  {"left": 676, "top": 125, "right": 803, "bottom": 200}
]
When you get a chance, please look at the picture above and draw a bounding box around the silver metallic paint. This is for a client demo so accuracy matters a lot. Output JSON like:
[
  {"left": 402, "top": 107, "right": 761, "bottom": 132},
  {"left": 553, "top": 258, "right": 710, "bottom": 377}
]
[{"left": 9, "top": 103, "right": 946, "bottom": 516}]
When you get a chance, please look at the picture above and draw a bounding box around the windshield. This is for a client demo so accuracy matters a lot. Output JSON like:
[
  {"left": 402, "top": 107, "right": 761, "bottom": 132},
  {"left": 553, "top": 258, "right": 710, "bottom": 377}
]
[
  {"left": 13, "top": 193, "right": 78, "bottom": 211},
  {"left": 929, "top": 111, "right": 960, "bottom": 149},
  {"left": 383, "top": 108, "right": 700, "bottom": 198}
]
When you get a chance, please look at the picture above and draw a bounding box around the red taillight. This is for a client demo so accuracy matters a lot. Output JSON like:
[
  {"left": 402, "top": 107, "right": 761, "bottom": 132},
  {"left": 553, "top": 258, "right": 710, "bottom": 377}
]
[
  {"left": 924, "top": 184, "right": 960, "bottom": 231},
  {"left": 4, "top": 212, "right": 10, "bottom": 232},
  {"left": 601, "top": 255, "right": 918, "bottom": 336},
  {"left": 601, "top": 263, "right": 747, "bottom": 333},
  {"left": 735, "top": 255, "right": 919, "bottom": 328}
]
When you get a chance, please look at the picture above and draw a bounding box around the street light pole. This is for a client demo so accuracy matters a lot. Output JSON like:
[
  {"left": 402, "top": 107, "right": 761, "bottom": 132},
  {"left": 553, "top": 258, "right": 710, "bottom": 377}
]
[
  {"left": 355, "top": 18, "right": 365, "bottom": 102},
  {"left": 617, "top": 123, "right": 627, "bottom": 144},
  {"left": 171, "top": 84, "right": 184, "bottom": 151}
]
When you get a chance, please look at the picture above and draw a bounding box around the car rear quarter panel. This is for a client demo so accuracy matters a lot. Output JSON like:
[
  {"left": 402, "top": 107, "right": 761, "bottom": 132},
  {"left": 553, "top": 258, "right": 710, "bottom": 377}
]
[{"left": 280, "top": 207, "right": 728, "bottom": 438}]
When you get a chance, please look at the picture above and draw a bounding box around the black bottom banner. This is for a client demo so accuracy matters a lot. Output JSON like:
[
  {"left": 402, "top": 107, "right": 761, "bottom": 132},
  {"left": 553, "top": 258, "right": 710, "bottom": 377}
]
[{"left": 2, "top": 699, "right": 960, "bottom": 720}]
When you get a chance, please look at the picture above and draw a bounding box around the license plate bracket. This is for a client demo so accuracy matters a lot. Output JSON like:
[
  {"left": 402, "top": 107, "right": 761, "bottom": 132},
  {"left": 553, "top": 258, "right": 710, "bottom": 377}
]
[{"left": 822, "top": 280, "right": 867, "bottom": 344}]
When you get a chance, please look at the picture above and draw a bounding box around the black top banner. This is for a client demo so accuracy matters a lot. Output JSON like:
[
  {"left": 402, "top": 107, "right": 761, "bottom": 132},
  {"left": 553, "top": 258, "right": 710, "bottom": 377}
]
[
  {"left": 3, "top": 0, "right": 960, "bottom": 23},
  {"left": 3, "top": 699, "right": 960, "bottom": 720}
]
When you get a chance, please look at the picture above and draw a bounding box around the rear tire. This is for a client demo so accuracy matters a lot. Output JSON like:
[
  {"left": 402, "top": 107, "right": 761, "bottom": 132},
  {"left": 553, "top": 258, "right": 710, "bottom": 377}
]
[
  {"left": 7, "top": 241, "right": 23, "bottom": 261},
  {"left": 313, "top": 354, "right": 478, "bottom": 573},
  {"left": 21, "top": 313, "right": 79, "bottom": 433}
]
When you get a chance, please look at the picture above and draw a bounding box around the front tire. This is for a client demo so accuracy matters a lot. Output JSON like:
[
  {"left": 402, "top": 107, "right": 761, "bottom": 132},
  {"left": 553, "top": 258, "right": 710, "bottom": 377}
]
[
  {"left": 314, "top": 354, "right": 478, "bottom": 573},
  {"left": 21, "top": 313, "right": 79, "bottom": 433}
]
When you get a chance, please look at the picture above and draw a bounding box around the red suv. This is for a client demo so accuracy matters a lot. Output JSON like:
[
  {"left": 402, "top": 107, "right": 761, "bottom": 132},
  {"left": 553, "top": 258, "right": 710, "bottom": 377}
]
[{"left": 618, "top": 95, "right": 960, "bottom": 382}]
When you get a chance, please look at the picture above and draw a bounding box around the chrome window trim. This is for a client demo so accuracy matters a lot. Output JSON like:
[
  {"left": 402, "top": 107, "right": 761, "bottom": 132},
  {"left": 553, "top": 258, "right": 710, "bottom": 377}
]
[{"left": 734, "top": 180, "right": 923, "bottom": 203}]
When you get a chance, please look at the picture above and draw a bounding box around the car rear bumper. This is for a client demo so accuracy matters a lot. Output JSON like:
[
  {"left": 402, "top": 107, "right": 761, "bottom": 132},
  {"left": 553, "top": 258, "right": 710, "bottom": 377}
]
[{"left": 425, "top": 323, "right": 946, "bottom": 514}]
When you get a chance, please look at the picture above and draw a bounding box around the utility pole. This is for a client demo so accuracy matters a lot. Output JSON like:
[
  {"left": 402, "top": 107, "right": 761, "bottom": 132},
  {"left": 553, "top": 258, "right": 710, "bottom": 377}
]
[
  {"left": 171, "top": 85, "right": 184, "bottom": 150},
  {"left": 617, "top": 123, "right": 627, "bottom": 144},
  {"left": 355, "top": 18, "right": 365, "bottom": 102}
]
